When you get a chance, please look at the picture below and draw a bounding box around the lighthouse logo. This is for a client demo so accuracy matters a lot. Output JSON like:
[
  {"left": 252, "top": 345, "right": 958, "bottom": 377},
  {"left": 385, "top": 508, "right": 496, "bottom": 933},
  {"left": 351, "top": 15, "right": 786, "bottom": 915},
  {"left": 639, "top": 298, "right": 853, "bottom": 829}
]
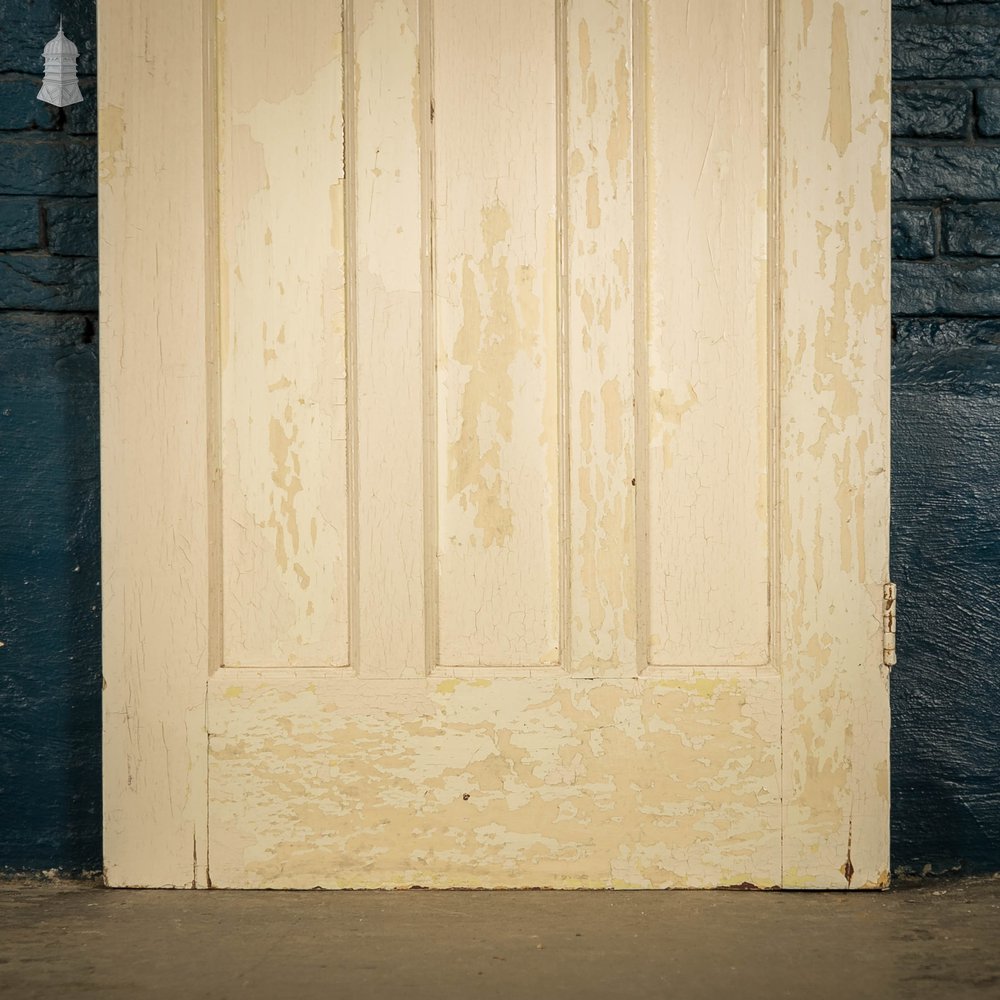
[{"left": 37, "top": 19, "right": 83, "bottom": 108}]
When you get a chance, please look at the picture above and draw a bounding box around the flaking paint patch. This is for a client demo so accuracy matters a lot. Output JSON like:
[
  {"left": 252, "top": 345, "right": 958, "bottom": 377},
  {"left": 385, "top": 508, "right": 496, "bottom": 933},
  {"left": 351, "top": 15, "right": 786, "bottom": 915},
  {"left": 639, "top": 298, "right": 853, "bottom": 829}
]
[
  {"left": 825, "top": 5, "right": 852, "bottom": 157},
  {"left": 267, "top": 414, "right": 303, "bottom": 572},
  {"left": 447, "top": 203, "right": 529, "bottom": 549},
  {"left": 586, "top": 174, "right": 601, "bottom": 229},
  {"left": 98, "top": 104, "right": 128, "bottom": 180},
  {"left": 606, "top": 45, "right": 630, "bottom": 190},
  {"left": 578, "top": 18, "right": 591, "bottom": 76},
  {"left": 650, "top": 385, "right": 698, "bottom": 472}
]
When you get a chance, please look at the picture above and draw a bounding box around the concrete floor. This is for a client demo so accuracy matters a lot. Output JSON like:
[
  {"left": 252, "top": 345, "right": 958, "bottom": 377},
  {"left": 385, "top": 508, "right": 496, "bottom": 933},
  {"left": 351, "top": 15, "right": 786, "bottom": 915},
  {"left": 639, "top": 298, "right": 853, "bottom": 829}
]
[{"left": 1, "top": 878, "right": 999, "bottom": 999}]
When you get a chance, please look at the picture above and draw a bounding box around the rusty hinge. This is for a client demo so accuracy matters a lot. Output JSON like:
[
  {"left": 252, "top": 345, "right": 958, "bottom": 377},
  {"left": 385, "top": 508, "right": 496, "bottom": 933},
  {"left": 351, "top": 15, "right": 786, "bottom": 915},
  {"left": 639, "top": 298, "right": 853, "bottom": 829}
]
[{"left": 883, "top": 583, "right": 897, "bottom": 669}]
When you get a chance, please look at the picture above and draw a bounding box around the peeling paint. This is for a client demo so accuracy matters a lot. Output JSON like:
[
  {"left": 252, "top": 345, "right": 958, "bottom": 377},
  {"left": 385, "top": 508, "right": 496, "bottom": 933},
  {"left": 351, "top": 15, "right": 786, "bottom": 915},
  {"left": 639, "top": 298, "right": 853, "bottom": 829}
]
[
  {"left": 97, "top": 103, "right": 127, "bottom": 181},
  {"left": 825, "top": 4, "right": 853, "bottom": 158}
]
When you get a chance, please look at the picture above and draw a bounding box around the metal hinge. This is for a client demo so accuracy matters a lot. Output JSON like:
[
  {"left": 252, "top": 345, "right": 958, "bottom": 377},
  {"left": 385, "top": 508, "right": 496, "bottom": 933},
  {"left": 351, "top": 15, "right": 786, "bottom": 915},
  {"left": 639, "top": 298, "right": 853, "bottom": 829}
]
[{"left": 883, "top": 583, "right": 897, "bottom": 669}]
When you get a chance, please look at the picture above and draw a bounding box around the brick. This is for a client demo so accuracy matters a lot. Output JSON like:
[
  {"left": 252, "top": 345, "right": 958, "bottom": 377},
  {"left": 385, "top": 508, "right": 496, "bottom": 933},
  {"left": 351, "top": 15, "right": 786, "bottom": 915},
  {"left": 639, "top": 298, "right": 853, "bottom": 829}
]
[
  {"left": 893, "top": 260, "right": 1000, "bottom": 316},
  {"left": 893, "top": 205, "right": 937, "bottom": 260},
  {"left": 64, "top": 81, "right": 97, "bottom": 136},
  {"left": 894, "top": 318, "right": 1000, "bottom": 354},
  {"left": 894, "top": 24, "right": 1000, "bottom": 81},
  {"left": 0, "top": 198, "right": 41, "bottom": 250},
  {"left": 0, "top": 136, "right": 95, "bottom": 198},
  {"left": 0, "top": 78, "right": 60, "bottom": 132},
  {"left": 976, "top": 86, "right": 1000, "bottom": 136},
  {"left": 943, "top": 203, "right": 1000, "bottom": 256},
  {"left": 893, "top": 87, "right": 970, "bottom": 138},
  {"left": 0, "top": 254, "right": 97, "bottom": 311},
  {"left": 0, "top": 77, "right": 95, "bottom": 135},
  {"left": 44, "top": 199, "right": 97, "bottom": 257},
  {"left": 0, "top": 311, "right": 92, "bottom": 358},
  {"left": 893, "top": 145, "right": 1000, "bottom": 201},
  {"left": 0, "top": 0, "right": 96, "bottom": 75}
]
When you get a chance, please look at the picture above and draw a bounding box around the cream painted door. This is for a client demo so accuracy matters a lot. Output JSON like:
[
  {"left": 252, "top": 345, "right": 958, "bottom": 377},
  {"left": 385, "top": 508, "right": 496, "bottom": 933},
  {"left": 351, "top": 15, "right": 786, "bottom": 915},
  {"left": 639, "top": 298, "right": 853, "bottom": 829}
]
[{"left": 100, "top": 0, "right": 891, "bottom": 889}]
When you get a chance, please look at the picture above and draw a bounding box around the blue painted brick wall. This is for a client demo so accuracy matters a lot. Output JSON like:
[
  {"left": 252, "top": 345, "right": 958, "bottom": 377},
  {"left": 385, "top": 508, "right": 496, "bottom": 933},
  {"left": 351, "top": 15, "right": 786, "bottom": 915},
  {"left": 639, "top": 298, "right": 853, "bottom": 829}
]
[
  {"left": 0, "top": 0, "right": 100, "bottom": 873},
  {"left": 0, "top": 0, "right": 998, "bottom": 877},
  {"left": 892, "top": 0, "right": 1000, "bottom": 874}
]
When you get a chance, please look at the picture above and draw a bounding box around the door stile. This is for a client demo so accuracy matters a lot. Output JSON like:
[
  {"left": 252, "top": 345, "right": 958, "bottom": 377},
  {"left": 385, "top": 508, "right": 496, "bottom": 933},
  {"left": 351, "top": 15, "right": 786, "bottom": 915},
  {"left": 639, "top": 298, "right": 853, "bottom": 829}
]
[
  {"left": 777, "top": 0, "right": 892, "bottom": 889},
  {"left": 418, "top": 0, "right": 439, "bottom": 679},
  {"left": 565, "top": 0, "right": 638, "bottom": 677},
  {"left": 556, "top": 0, "right": 572, "bottom": 679},
  {"left": 631, "top": 0, "right": 651, "bottom": 682},
  {"left": 353, "top": 0, "right": 427, "bottom": 678},
  {"left": 100, "top": 0, "right": 213, "bottom": 887}
]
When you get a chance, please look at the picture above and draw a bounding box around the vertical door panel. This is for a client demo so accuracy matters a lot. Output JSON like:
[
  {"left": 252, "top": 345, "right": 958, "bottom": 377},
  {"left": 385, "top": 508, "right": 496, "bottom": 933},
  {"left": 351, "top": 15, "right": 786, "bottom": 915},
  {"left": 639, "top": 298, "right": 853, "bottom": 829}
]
[
  {"left": 643, "top": 1, "right": 771, "bottom": 667},
  {"left": 432, "top": 0, "right": 561, "bottom": 668},
  {"left": 219, "top": 1, "right": 350, "bottom": 667}
]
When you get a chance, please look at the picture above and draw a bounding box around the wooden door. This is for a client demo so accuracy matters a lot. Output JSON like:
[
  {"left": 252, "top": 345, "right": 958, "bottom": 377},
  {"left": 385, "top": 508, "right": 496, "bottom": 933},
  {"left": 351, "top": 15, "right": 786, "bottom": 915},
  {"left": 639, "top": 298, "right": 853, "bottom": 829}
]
[{"left": 100, "top": 0, "right": 891, "bottom": 889}]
